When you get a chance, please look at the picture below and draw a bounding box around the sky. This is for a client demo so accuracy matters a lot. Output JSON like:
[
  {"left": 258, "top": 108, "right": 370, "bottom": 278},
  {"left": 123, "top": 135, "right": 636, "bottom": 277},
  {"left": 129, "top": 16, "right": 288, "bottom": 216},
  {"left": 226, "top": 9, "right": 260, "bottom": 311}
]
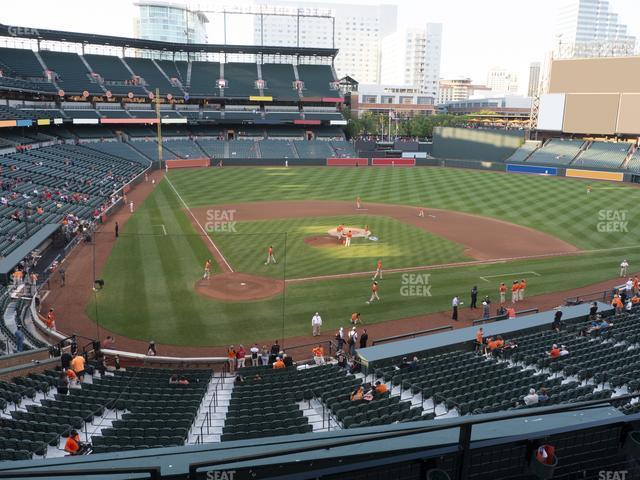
[{"left": 1, "top": 0, "right": 639, "bottom": 94}]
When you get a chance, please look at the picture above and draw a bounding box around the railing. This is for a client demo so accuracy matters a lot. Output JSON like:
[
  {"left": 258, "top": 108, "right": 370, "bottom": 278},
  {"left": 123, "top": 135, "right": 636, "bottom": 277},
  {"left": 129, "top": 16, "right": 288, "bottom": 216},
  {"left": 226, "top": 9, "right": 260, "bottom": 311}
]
[
  {"left": 565, "top": 288, "right": 616, "bottom": 306},
  {"left": 194, "top": 362, "right": 229, "bottom": 445},
  {"left": 371, "top": 325, "right": 453, "bottom": 346},
  {"left": 472, "top": 308, "right": 539, "bottom": 326}
]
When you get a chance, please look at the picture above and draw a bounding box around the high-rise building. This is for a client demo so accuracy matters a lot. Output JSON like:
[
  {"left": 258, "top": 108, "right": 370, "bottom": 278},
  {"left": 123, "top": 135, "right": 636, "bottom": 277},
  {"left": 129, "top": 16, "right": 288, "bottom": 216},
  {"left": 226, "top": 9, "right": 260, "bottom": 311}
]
[
  {"left": 554, "top": 0, "right": 636, "bottom": 58},
  {"left": 253, "top": 1, "right": 398, "bottom": 85},
  {"left": 436, "top": 77, "right": 491, "bottom": 105},
  {"left": 134, "top": 1, "right": 208, "bottom": 44},
  {"left": 486, "top": 67, "right": 519, "bottom": 94},
  {"left": 379, "top": 23, "right": 442, "bottom": 100},
  {"left": 527, "top": 62, "right": 541, "bottom": 97}
]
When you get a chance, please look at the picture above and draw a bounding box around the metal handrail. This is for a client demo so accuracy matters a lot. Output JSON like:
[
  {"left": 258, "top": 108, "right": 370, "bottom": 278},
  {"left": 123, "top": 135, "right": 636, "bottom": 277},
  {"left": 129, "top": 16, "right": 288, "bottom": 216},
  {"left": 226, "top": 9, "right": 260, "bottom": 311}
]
[
  {"left": 372, "top": 325, "right": 453, "bottom": 346},
  {"left": 195, "top": 361, "right": 229, "bottom": 444}
]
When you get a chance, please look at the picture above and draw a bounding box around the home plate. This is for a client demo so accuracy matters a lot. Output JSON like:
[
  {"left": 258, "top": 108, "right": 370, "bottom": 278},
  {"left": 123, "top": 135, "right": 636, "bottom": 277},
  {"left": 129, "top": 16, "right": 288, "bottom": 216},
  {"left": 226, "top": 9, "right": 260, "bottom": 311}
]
[{"left": 240, "top": 282, "right": 247, "bottom": 286}]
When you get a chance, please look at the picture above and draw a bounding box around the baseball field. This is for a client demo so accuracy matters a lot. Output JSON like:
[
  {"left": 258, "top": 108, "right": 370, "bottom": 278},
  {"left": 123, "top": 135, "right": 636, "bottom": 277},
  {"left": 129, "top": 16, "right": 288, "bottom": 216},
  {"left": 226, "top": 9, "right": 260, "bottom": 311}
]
[{"left": 84, "top": 166, "right": 640, "bottom": 346}]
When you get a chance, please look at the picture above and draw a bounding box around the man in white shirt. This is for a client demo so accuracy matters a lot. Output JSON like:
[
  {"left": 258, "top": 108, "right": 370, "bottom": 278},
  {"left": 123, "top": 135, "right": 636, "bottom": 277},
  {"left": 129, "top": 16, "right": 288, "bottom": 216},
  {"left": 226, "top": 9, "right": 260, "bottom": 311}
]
[
  {"left": 523, "top": 388, "right": 539, "bottom": 406},
  {"left": 311, "top": 312, "right": 322, "bottom": 336},
  {"left": 452, "top": 296, "right": 460, "bottom": 321},
  {"left": 625, "top": 278, "right": 633, "bottom": 296},
  {"left": 620, "top": 259, "right": 629, "bottom": 277}
]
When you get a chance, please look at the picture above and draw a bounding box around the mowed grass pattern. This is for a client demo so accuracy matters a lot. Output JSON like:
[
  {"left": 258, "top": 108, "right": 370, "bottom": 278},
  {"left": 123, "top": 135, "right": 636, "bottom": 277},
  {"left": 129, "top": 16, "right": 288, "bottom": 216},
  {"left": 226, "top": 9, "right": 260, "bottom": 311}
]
[
  {"left": 169, "top": 167, "right": 640, "bottom": 250},
  {"left": 88, "top": 168, "right": 640, "bottom": 346},
  {"left": 213, "top": 215, "right": 469, "bottom": 278}
]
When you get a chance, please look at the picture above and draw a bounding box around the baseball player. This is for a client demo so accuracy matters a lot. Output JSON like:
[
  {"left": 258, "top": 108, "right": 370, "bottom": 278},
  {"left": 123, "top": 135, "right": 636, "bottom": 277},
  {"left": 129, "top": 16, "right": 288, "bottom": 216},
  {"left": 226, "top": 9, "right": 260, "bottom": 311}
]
[
  {"left": 620, "top": 259, "right": 629, "bottom": 277},
  {"left": 418, "top": 208, "right": 425, "bottom": 218},
  {"left": 511, "top": 281, "right": 519, "bottom": 303},
  {"left": 519, "top": 279, "right": 526, "bottom": 301},
  {"left": 372, "top": 259, "right": 383, "bottom": 280},
  {"left": 337, "top": 224, "right": 344, "bottom": 240},
  {"left": 345, "top": 230, "right": 353, "bottom": 247},
  {"left": 367, "top": 281, "right": 380, "bottom": 304},
  {"left": 499, "top": 282, "right": 506, "bottom": 304},
  {"left": 265, "top": 246, "right": 277, "bottom": 265},
  {"left": 350, "top": 312, "right": 361, "bottom": 325},
  {"left": 356, "top": 196, "right": 361, "bottom": 209},
  {"left": 203, "top": 259, "right": 212, "bottom": 279}
]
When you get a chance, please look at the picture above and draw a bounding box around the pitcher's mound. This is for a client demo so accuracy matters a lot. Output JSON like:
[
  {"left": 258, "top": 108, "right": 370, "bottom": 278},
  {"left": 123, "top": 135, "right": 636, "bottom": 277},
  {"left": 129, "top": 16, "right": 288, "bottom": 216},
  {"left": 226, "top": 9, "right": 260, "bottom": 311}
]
[
  {"left": 195, "top": 272, "right": 284, "bottom": 301},
  {"left": 304, "top": 236, "right": 341, "bottom": 248}
]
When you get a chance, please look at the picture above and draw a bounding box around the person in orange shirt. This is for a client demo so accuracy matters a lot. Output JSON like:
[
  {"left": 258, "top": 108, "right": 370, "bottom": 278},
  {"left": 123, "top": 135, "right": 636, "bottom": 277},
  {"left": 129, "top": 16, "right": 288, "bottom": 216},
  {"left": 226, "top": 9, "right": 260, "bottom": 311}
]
[
  {"left": 511, "top": 281, "right": 519, "bottom": 303},
  {"left": 203, "top": 259, "right": 212, "bottom": 279},
  {"left": 373, "top": 259, "right": 383, "bottom": 280},
  {"left": 499, "top": 283, "right": 506, "bottom": 304},
  {"left": 506, "top": 306, "right": 516, "bottom": 319},
  {"left": 227, "top": 345, "right": 236, "bottom": 373},
  {"left": 367, "top": 281, "right": 380, "bottom": 304},
  {"left": 64, "top": 430, "right": 82, "bottom": 455},
  {"left": 611, "top": 294, "right": 624, "bottom": 314},
  {"left": 350, "top": 312, "right": 361, "bottom": 325},
  {"left": 634, "top": 275, "right": 639, "bottom": 294},
  {"left": 71, "top": 354, "right": 86, "bottom": 382},
  {"left": 518, "top": 279, "right": 526, "bottom": 301},
  {"left": 272, "top": 357, "right": 285, "bottom": 369},
  {"left": 336, "top": 224, "right": 344, "bottom": 240},
  {"left": 265, "top": 245, "right": 276, "bottom": 265},
  {"left": 549, "top": 344, "right": 561, "bottom": 358},
  {"left": 46, "top": 308, "right": 56, "bottom": 330},
  {"left": 345, "top": 230, "right": 353, "bottom": 247},
  {"left": 374, "top": 381, "right": 388, "bottom": 395},
  {"left": 632, "top": 295, "right": 640, "bottom": 305},
  {"left": 312, "top": 345, "right": 325, "bottom": 365}
]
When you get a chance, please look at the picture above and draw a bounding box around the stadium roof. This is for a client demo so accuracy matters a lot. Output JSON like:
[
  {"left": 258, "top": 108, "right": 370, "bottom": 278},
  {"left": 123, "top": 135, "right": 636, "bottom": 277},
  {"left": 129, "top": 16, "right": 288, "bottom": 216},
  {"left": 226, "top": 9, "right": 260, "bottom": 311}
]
[{"left": 0, "top": 24, "right": 339, "bottom": 57}]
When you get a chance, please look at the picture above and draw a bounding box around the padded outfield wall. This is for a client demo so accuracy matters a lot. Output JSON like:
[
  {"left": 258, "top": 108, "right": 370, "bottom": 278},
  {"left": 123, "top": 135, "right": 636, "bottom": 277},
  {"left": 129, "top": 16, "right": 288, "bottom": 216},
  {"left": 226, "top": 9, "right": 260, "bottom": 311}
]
[{"left": 431, "top": 127, "right": 524, "bottom": 162}]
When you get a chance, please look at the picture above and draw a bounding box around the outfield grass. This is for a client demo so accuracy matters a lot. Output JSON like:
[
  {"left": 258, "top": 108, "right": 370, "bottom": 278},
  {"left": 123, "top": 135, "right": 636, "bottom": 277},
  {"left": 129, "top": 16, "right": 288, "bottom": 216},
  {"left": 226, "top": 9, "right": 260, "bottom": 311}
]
[
  {"left": 86, "top": 168, "right": 640, "bottom": 346},
  {"left": 169, "top": 167, "right": 640, "bottom": 250}
]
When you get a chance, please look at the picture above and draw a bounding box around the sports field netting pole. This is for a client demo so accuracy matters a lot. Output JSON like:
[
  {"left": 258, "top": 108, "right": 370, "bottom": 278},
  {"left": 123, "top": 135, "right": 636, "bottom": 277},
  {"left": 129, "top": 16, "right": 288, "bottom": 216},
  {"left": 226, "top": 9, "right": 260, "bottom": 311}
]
[
  {"left": 155, "top": 88, "right": 163, "bottom": 171},
  {"left": 281, "top": 232, "right": 287, "bottom": 346},
  {"left": 92, "top": 236, "right": 100, "bottom": 342}
]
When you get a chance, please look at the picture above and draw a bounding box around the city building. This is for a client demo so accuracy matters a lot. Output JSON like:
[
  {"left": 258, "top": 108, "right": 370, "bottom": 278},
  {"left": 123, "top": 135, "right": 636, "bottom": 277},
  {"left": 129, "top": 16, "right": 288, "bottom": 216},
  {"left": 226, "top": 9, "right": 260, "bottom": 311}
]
[
  {"left": 554, "top": 0, "right": 636, "bottom": 58},
  {"left": 254, "top": 1, "right": 398, "bottom": 84},
  {"left": 437, "top": 77, "right": 491, "bottom": 105},
  {"left": 351, "top": 84, "right": 436, "bottom": 118},
  {"left": 486, "top": 66, "right": 519, "bottom": 94},
  {"left": 527, "top": 62, "right": 541, "bottom": 97},
  {"left": 134, "top": 1, "right": 208, "bottom": 44},
  {"left": 441, "top": 95, "right": 532, "bottom": 118},
  {"left": 379, "top": 23, "right": 442, "bottom": 99}
]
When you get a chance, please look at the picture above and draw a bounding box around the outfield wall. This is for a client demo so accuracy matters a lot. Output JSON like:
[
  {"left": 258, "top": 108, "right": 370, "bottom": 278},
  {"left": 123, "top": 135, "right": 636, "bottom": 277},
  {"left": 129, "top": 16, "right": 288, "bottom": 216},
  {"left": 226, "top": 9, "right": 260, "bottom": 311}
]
[{"left": 431, "top": 127, "right": 524, "bottom": 162}]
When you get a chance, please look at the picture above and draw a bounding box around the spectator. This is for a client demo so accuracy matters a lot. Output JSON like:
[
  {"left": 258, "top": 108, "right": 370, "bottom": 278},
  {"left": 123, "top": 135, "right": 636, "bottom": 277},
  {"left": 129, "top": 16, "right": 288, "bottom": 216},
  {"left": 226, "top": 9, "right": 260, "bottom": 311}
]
[
  {"left": 612, "top": 294, "right": 624, "bottom": 315},
  {"left": 312, "top": 345, "right": 325, "bottom": 365},
  {"left": 482, "top": 301, "right": 490, "bottom": 320},
  {"left": 337, "top": 352, "right": 347, "bottom": 369},
  {"left": 147, "top": 341, "right": 157, "bottom": 356},
  {"left": 270, "top": 340, "right": 280, "bottom": 360},
  {"left": 475, "top": 327, "right": 485, "bottom": 353},
  {"left": 551, "top": 310, "right": 563, "bottom": 332},
  {"left": 260, "top": 346, "right": 269, "bottom": 366},
  {"left": 347, "top": 327, "right": 357, "bottom": 356},
  {"left": 14, "top": 326, "right": 23, "bottom": 352},
  {"left": 538, "top": 387, "right": 550, "bottom": 402},
  {"left": 102, "top": 336, "right": 115, "bottom": 349},
  {"left": 236, "top": 345, "right": 246, "bottom": 368},
  {"left": 335, "top": 327, "right": 345, "bottom": 352},
  {"left": 234, "top": 375, "right": 245, "bottom": 385},
  {"left": 272, "top": 356, "right": 285, "bottom": 369},
  {"left": 227, "top": 346, "right": 236, "bottom": 372},
  {"left": 65, "top": 368, "right": 78, "bottom": 388},
  {"left": 589, "top": 301, "right": 599, "bottom": 321},
  {"left": 169, "top": 375, "right": 179, "bottom": 384},
  {"left": 374, "top": 381, "right": 388, "bottom": 395},
  {"left": 311, "top": 312, "right": 322, "bottom": 336},
  {"left": 359, "top": 328, "right": 368, "bottom": 348},
  {"left": 397, "top": 357, "right": 411, "bottom": 370},
  {"left": 523, "top": 388, "right": 539, "bottom": 406},
  {"left": 283, "top": 353, "right": 293, "bottom": 367},
  {"left": 71, "top": 353, "right": 86, "bottom": 382},
  {"left": 506, "top": 305, "right": 516, "bottom": 319},
  {"left": 549, "top": 344, "right": 560, "bottom": 358},
  {"left": 250, "top": 343, "right": 260, "bottom": 366},
  {"left": 64, "top": 430, "right": 83, "bottom": 455},
  {"left": 350, "top": 385, "right": 364, "bottom": 402},
  {"left": 178, "top": 376, "right": 189, "bottom": 385},
  {"left": 409, "top": 356, "right": 419, "bottom": 370},
  {"left": 452, "top": 295, "right": 460, "bottom": 321},
  {"left": 559, "top": 345, "right": 570, "bottom": 356},
  {"left": 57, "top": 371, "right": 69, "bottom": 395}
]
